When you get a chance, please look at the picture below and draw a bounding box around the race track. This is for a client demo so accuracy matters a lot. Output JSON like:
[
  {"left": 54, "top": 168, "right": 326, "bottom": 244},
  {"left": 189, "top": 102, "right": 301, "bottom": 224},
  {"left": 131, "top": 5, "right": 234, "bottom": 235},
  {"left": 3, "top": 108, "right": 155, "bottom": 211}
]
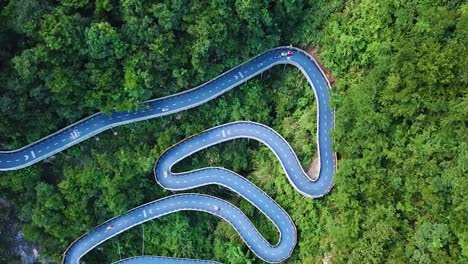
[{"left": 0, "top": 47, "right": 335, "bottom": 263}]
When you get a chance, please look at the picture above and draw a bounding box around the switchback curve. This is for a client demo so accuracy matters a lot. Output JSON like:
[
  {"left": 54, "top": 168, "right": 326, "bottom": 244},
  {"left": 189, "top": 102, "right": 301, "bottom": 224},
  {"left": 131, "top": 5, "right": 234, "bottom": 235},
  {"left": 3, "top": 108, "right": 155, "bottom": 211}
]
[{"left": 0, "top": 47, "right": 335, "bottom": 263}]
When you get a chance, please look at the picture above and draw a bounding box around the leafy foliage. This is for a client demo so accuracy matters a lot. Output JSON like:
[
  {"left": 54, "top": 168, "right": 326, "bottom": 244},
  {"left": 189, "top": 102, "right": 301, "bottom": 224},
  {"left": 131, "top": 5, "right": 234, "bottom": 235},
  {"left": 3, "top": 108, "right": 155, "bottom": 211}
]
[{"left": 0, "top": 0, "right": 466, "bottom": 263}]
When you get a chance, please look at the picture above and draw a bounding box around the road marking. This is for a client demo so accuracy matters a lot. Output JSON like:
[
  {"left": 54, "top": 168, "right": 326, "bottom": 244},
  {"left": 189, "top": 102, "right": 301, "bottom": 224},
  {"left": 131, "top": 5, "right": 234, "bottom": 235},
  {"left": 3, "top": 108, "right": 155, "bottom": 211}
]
[
  {"left": 143, "top": 210, "right": 147, "bottom": 218},
  {"left": 222, "top": 130, "right": 226, "bottom": 137},
  {"left": 31, "top": 150, "right": 36, "bottom": 159},
  {"left": 238, "top": 71, "right": 244, "bottom": 78}
]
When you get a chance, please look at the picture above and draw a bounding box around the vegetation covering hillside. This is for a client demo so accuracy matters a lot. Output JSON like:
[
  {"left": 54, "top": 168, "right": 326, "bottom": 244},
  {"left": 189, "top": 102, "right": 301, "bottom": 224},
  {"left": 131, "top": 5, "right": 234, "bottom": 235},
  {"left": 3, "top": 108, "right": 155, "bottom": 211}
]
[{"left": 0, "top": 0, "right": 466, "bottom": 263}]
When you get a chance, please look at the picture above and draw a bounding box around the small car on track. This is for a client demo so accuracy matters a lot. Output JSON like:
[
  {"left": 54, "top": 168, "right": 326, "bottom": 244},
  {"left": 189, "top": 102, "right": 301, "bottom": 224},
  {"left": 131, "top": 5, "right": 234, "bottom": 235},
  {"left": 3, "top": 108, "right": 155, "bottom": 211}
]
[
  {"left": 213, "top": 205, "right": 220, "bottom": 211},
  {"left": 162, "top": 107, "right": 170, "bottom": 112},
  {"left": 106, "top": 225, "right": 113, "bottom": 230}
]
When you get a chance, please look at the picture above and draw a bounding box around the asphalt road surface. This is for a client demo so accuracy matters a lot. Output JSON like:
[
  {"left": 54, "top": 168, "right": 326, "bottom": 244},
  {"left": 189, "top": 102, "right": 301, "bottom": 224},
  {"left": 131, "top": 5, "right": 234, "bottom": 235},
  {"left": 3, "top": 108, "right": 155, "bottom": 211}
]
[{"left": 0, "top": 47, "right": 335, "bottom": 263}]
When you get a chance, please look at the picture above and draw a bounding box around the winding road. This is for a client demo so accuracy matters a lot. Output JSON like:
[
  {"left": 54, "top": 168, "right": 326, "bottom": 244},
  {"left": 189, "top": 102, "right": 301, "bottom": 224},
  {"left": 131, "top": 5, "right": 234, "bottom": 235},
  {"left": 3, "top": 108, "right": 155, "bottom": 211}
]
[{"left": 0, "top": 47, "right": 335, "bottom": 263}]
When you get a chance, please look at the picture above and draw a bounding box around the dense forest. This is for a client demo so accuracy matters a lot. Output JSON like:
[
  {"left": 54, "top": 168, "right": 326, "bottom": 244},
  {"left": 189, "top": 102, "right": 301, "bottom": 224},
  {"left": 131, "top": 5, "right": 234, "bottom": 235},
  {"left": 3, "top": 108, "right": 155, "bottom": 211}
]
[{"left": 0, "top": 0, "right": 466, "bottom": 263}]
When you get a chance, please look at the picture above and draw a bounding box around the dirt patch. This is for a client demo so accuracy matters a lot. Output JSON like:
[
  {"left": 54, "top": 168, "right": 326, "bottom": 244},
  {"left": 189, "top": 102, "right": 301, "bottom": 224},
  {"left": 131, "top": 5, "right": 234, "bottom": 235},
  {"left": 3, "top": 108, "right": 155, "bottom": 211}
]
[
  {"left": 323, "top": 252, "right": 332, "bottom": 264},
  {"left": 306, "top": 154, "right": 320, "bottom": 181},
  {"left": 304, "top": 46, "right": 336, "bottom": 86}
]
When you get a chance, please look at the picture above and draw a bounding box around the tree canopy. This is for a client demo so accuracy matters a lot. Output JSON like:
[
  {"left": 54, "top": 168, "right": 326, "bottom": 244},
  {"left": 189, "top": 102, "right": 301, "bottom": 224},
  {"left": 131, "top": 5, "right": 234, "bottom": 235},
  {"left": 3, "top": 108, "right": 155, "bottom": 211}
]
[{"left": 0, "top": 0, "right": 466, "bottom": 263}]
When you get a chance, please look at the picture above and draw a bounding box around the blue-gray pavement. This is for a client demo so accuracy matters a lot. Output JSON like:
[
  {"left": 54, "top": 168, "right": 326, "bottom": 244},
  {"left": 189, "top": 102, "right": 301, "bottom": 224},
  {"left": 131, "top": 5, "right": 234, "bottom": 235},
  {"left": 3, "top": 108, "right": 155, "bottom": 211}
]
[
  {"left": 114, "top": 256, "right": 221, "bottom": 264},
  {"left": 0, "top": 47, "right": 332, "bottom": 173},
  {"left": 0, "top": 47, "right": 335, "bottom": 263},
  {"left": 155, "top": 122, "right": 334, "bottom": 198},
  {"left": 63, "top": 193, "right": 296, "bottom": 264}
]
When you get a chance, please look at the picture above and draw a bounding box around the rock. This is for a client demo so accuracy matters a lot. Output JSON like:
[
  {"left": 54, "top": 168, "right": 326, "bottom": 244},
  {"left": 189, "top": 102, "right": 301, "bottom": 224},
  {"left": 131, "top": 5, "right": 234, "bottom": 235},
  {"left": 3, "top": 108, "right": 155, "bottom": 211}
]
[{"left": 306, "top": 154, "right": 320, "bottom": 181}]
